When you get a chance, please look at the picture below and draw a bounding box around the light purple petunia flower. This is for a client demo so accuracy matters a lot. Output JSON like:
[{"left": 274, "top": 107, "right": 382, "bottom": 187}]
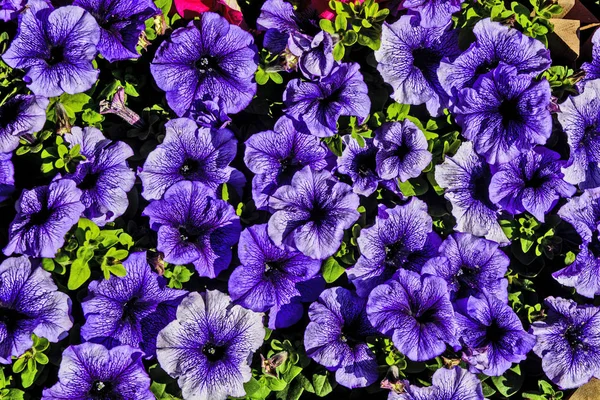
[
  {"left": 62, "top": 126, "right": 135, "bottom": 226},
  {"left": 489, "top": 147, "right": 575, "bottom": 221},
  {"left": 268, "top": 166, "right": 360, "bottom": 260},
  {"left": 0, "top": 0, "right": 25, "bottom": 21},
  {"left": 289, "top": 31, "right": 334, "bottom": 78},
  {"left": 367, "top": 268, "right": 457, "bottom": 362},
  {"left": 0, "top": 256, "right": 72, "bottom": 364},
  {"left": 557, "top": 79, "right": 600, "bottom": 188},
  {"left": 156, "top": 290, "right": 264, "bottom": 400},
  {"left": 283, "top": 62, "right": 371, "bottom": 137},
  {"left": 455, "top": 292, "right": 536, "bottom": 376},
  {"left": 139, "top": 118, "right": 237, "bottom": 201},
  {"left": 150, "top": 12, "right": 258, "bottom": 116},
  {"left": 143, "top": 180, "right": 241, "bottom": 278},
  {"left": 337, "top": 136, "right": 380, "bottom": 196},
  {"left": 421, "top": 232, "right": 509, "bottom": 302},
  {"left": 347, "top": 198, "right": 440, "bottom": 297},
  {"left": 304, "top": 287, "right": 379, "bottom": 389},
  {"left": 72, "top": 0, "right": 159, "bottom": 62},
  {"left": 452, "top": 64, "right": 552, "bottom": 165},
  {"left": 0, "top": 94, "right": 48, "bottom": 153},
  {"left": 257, "top": 0, "right": 298, "bottom": 35},
  {"left": 0, "top": 153, "right": 14, "bottom": 203},
  {"left": 580, "top": 29, "right": 600, "bottom": 86},
  {"left": 42, "top": 343, "right": 153, "bottom": 399},
  {"left": 435, "top": 141, "right": 508, "bottom": 244},
  {"left": 188, "top": 97, "right": 231, "bottom": 129},
  {"left": 244, "top": 116, "right": 331, "bottom": 210},
  {"left": 557, "top": 188, "right": 600, "bottom": 245},
  {"left": 438, "top": 18, "right": 551, "bottom": 94},
  {"left": 81, "top": 252, "right": 187, "bottom": 357},
  {"left": 229, "top": 224, "right": 324, "bottom": 329},
  {"left": 389, "top": 366, "right": 484, "bottom": 400},
  {"left": 553, "top": 247, "right": 600, "bottom": 299},
  {"left": 375, "top": 15, "right": 460, "bottom": 116},
  {"left": 531, "top": 297, "right": 600, "bottom": 389},
  {"left": 402, "top": 0, "right": 464, "bottom": 29},
  {"left": 2, "top": 1, "right": 100, "bottom": 97},
  {"left": 4, "top": 179, "right": 85, "bottom": 258},
  {"left": 374, "top": 120, "right": 432, "bottom": 182}
]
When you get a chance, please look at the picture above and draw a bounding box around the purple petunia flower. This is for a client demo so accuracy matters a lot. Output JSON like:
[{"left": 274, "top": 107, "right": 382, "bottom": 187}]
[
  {"left": 557, "top": 79, "right": 600, "bottom": 188},
  {"left": 553, "top": 247, "right": 600, "bottom": 299},
  {"left": 156, "top": 290, "right": 265, "bottom": 400},
  {"left": 402, "top": 0, "right": 464, "bottom": 29},
  {"left": 244, "top": 116, "right": 331, "bottom": 210},
  {"left": 62, "top": 126, "right": 135, "bottom": 226},
  {"left": 452, "top": 64, "right": 552, "bottom": 165},
  {"left": 557, "top": 188, "right": 600, "bottom": 245},
  {"left": 187, "top": 97, "right": 231, "bottom": 129},
  {"left": 81, "top": 252, "right": 187, "bottom": 357},
  {"left": 4, "top": 179, "right": 85, "bottom": 258},
  {"left": 289, "top": 31, "right": 334, "bottom": 78},
  {"left": 73, "top": 0, "right": 158, "bottom": 62},
  {"left": 0, "top": 153, "right": 14, "bottom": 203},
  {"left": 2, "top": 1, "right": 100, "bottom": 97},
  {"left": 421, "top": 232, "right": 509, "bottom": 302},
  {"left": 435, "top": 141, "right": 508, "bottom": 244},
  {"left": 0, "top": 0, "right": 25, "bottom": 21},
  {"left": 0, "top": 256, "right": 72, "bottom": 364},
  {"left": 143, "top": 180, "right": 241, "bottom": 278},
  {"left": 0, "top": 94, "right": 48, "bottom": 153},
  {"left": 283, "top": 63, "right": 371, "bottom": 137},
  {"left": 347, "top": 198, "right": 440, "bottom": 297},
  {"left": 139, "top": 118, "right": 237, "bottom": 201},
  {"left": 455, "top": 293, "right": 536, "bottom": 376},
  {"left": 367, "top": 268, "right": 457, "bottom": 362},
  {"left": 150, "top": 12, "right": 258, "bottom": 116},
  {"left": 42, "top": 343, "right": 153, "bottom": 399},
  {"left": 375, "top": 15, "right": 460, "bottom": 116},
  {"left": 268, "top": 166, "right": 360, "bottom": 260},
  {"left": 337, "top": 136, "right": 380, "bottom": 196},
  {"left": 374, "top": 120, "right": 432, "bottom": 182},
  {"left": 581, "top": 29, "right": 600, "bottom": 86},
  {"left": 531, "top": 297, "right": 600, "bottom": 389},
  {"left": 305, "top": 287, "right": 379, "bottom": 388},
  {"left": 229, "top": 224, "right": 323, "bottom": 329},
  {"left": 438, "top": 18, "right": 551, "bottom": 94},
  {"left": 389, "top": 366, "right": 484, "bottom": 400},
  {"left": 489, "top": 147, "right": 575, "bottom": 221}
]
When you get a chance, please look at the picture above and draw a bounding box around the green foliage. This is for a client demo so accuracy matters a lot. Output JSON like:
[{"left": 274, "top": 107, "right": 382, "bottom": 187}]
[
  {"left": 543, "top": 65, "right": 580, "bottom": 98},
  {"left": 319, "top": 0, "right": 389, "bottom": 59},
  {"left": 490, "top": 364, "right": 524, "bottom": 397},
  {"left": 43, "top": 219, "right": 134, "bottom": 290},
  {"left": 47, "top": 92, "right": 96, "bottom": 126},
  {"left": 15, "top": 130, "right": 52, "bottom": 156},
  {"left": 256, "top": 49, "right": 285, "bottom": 85},
  {"left": 11, "top": 335, "right": 49, "bottom": 389},
  {"left": 163, "top": 264, "right": 194, "bottom": 289},
  {"left": 40, "top": 136, "right": 86, "bottom": 174},
  {"left": 0, "top": 367, "right": 24, "bottom": 400},
  {"left": 523, "top": 380, "right": 564, "bottom": 400},
  {"left": 456, "top": 0, "right": 562, "bottom": 46}
]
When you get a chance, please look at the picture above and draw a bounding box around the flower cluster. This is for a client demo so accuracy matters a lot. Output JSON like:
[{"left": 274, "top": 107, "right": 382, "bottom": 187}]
[{"left": 0, "top": 0, "right": 599, "bottom": 398}]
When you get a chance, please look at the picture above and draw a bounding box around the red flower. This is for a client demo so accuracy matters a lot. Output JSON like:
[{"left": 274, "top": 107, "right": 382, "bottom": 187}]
[{"left": 174, "top": 0, "right": 244, "bottom": 25}]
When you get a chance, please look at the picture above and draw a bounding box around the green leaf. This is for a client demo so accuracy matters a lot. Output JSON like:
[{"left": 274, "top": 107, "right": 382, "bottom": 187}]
[
  {"left": 20, "top": 363, "right": 38, "bottom": 388},
  {"left": 68, "top": 258, "right": 91, "bottom": 290},
  {"left": 312, "top": 372, "right": 335, "bottom": 397},
  {"left": 108, "top": 264, "right": 127, "bottom": 277},
  {"left": 341, "top": 30, "right": 358, "bottom": 46},
  {"left": 11, "top": 358, "right": 26, "bottom": 374},
  {"left": 334, "top": 14, "right": 347, "bottom": 31},
  {"left": 244, "top": 378, "right": 271, "bottom": 400},
  {"left": 333, "top": 42, "right": 345, "bottom": 61},
  {"left": 34, "top": 353, "right": 48, "bottom": 365},
  {"left": 255, "top": 69, "right": 269, "bottom": 85},
  {"left": 266, "top": 377, "right": 287, "bottom": 391},
  {"left": 319, "top": 19, "right": 334, "bottom": 33},
  {"left": 520, "top": 237, "right": 535, "bottom": 253},
  {"left": 398, "top": 177, "right": 428, "bottom": 197},
  {"left": 321, "top": 257, "right": 345, "bottom": 283},
  {"left": 386, "top": 102, "right": 410, "bottom": 120},
  {"left": 491, "top": 365, "right": 524, "bottom": 397},
  {"left": 269, "top": 72, "right": 283, "bottom": 84}
]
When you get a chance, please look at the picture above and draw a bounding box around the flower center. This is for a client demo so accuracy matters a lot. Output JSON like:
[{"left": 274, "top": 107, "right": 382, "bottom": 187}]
[
  {"left": 0, "top": 306, "right": 29, "bottom": 332},
  {"left": 354, "top": 152, "right": 377, "bottom": 178},
  {"left": 498, "top": 98, "right": 521, "bottom": 126},
  {"left": 202, "top": 343, "right": 225, "bottom": 362},
  {"left": 89, "top": 380, "right": 118, "bottom": 399},
  {"left": 179, "top": 159, "right": 199, "bottom": 177},
  {"left": 29, "top": 205, "right": 52, "bottom": 226},
  {"left": 415, "top": 307, "right": 437, "bottom": 324},
  {"left": 412, "top": 48, "right": 436, "bottom": 72},
  {"left": 121, "top": 296, "right": 139, "bottom": 321},
  {"left": 48, "top": 46, "right": 65, "bottom": 66},
  {"left": 474, "top": 59, "right": 500, "bottom": 77},
  {"left": 79, "top": 172, "right": 100, "bottom": 190},
  {"left": 384, "top": 241, "right": 408, "bottom": 267},
  {"left": 394, "top": 141, "right": 411, "bottom": 164},
  {"left": 0, "top": 100, "right": 19, "bottom": 130},
  {"left": 563, "top": 324, "right": 586, "bottom": 349},
  {"left": 485, "top": 320, "right": 506, "bottom": 344},
  {"left": 178, "top": 225, "right": 202, "bottom": 242},
  {"left": 195, "top": 56, "right": 215, "bottom": 74}
]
